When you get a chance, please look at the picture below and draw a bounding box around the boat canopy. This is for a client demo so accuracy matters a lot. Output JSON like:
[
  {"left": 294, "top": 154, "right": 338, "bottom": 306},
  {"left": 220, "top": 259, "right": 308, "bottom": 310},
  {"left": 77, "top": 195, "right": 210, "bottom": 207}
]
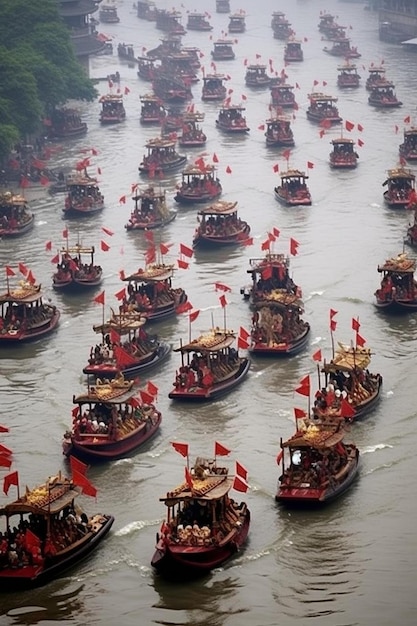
[
  {"left": 323, "top": 342, "right": 373, "bottom": 372},
  {"left": 174, "top": 330, "right": 236, "bottom": 353}
]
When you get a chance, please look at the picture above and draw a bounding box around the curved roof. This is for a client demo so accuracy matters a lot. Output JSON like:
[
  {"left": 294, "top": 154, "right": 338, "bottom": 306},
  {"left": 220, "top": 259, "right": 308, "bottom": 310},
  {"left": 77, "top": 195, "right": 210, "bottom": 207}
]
[
  {"left": 280, "top": 169, "right": 308, "bottom": 179},
  {"left": 0, "top": 476, "right": 82, "bottom": 516},
  {"left": 175, "top": 330, "right": 236, "bottom": 352},
  {"left": 282, "top": 423, "right": 345, "bottom": 449},
  {"left": 198, "top": 201, "right": 238, "bottom": 216},
  {"left": 124, "top": 264, "right": 175, "bottom": 282},
  {"left": 378, "top": 253, "right": 416, "bottom": 274},
  {"left": 322, "top": 342, "right": 373, "bottom": 372},
  {"left": 0, "top": 283, "right": 42, "bottom": 304}
]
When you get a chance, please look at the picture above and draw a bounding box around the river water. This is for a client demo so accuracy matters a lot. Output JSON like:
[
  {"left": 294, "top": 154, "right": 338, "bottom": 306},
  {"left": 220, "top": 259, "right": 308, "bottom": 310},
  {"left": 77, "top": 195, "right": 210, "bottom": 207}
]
[{"left": 0, "top": 0, "right": 416, "bottom": 623}]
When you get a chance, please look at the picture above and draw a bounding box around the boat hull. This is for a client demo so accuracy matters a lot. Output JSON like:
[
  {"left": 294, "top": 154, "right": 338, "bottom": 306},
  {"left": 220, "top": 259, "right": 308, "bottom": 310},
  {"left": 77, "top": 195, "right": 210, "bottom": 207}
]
[
  {"left": 53, "top": 274, "right": 103, "bottom": 292},
  {"left": 274, "top": 188, "right": 312, "bottom": 207},
  {"left": 375, "top": 298, "right": 417, "bottom": 313},
  {"left": 0, "top": 215, "right": 35, "bottom": 237},
  {"left": 175, "top": 190, "right": 222, "bottom": 205},
  {"left": 215, "top": 121, "right": 249, "bottom": 133},
  {"left": 249, "top": 324, "right": 310, "bottom": 357},
  {"left": 139, "top": 157, "right": 187, "bottom": 175},
  {"left": 193, "top": 224, "right": 251, "bottom": 247},
  {"left": 168, "top": 358, "right": 250, "bottom": 401},
  {"left": 83, "top": 341, "right": 171, "bottom": 378},
  {"left": 0, "top": 310, "right": 60, "bottom": 344},
  {"left": 125, "top": 212, "right": 177, "bottom": 230}
]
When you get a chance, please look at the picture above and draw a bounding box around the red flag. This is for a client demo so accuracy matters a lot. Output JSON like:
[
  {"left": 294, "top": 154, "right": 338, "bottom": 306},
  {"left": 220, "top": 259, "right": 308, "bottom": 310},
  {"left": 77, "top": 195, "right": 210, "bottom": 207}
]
[
  {"left": 185, "top": 466, "right": 193, "bottom": 490},
  {"left": 357, "top": 123, "right": 364, "bottom": 132},
  {"left": 176, "top": 300, "right": 193, "bottom": 314},
  {"left": 18, "top": 262, "right": 28, "bottom": 276},
  {"left": 276, "top": 450, "right": 283, "bottom": 466},
  {"left": 219, "top": 294, "right": 227, "bottom": 308},
  {"left": 115, "top": 287, "right": 126, "bottom": 301},
  {"left": 345, "top": 120, "right": 355, "bottom": 132},
  {"left": 189, "top": 309, "right": 200, "bottom": 323},
  {"left": 180, "top": 243, "right": 193, "bottom": 258},
  {"left": 144, "top": 231, "right": 154, "bottom": 243},
  {"left": 239, "top": 326, "right": 250, "bottom": 340},
  {"left": 147, "top": 381, "right": 158, "bottom": 397},
  {"left": 295, "top": 375, "right": 310, "bottom": 397},
  {"left": 313, "top": 79, "right": 319, "bottom": 86},
  {"left": 102, "top": 227, "right": 114, "bottom": 236},
  {"left": 258, "top": 124, "right": 265, "bottom": 131},
  {"left": 177, "top": 259, "right": 189, "bottom": 270},
  {"left": 215, "top": 441, "right": 231, "bottom": 456},
  {"left": 3, "top": 471, "right": 18, "bottom": 495},
  {"left": 26, "top": 270, "right": 36, "bottom": 285},
  {"left": 101, "top": 240, "right": 110, "bottom": 252},
  {"left": 357, "top": 139, "right": 364, "bottom": 147},
  {"left": 45, "top": 241, "right": 52, "bottom": 251},
  {"left": 94, "top": 290, "right": 105, "bottom": 305},
  {"left": 312, "top": 349, "right": 322, "bottom": 362},
  {"left": 160, "top": 243, "right": 170, "bottom": 256},
  {"left": 233, "top": 475, "right": 249, "bottom": 492},
  {"left": 295, "top": 82, "right": 300, "bottom": 89},
  {"left": 0, "top": 456, "right": 12, "bottom": 469},
  {"left": 114, "top": 345, "right": 137, "bottom": 366},
  {"left": 119, "top": 269, "right": 126, "bottom": 281},
  {"left": 145, "top": 247, "right": 156, "bottom": 264},
  {"left": 329, "top": 309, "right": 338, "bottom": 319},
  {"left": 261, "top": 239, "right": 270, "bottom": 252},
  {"left": 307, "top": 161, "right": 314, "bottom": 169},
  {"left": 235, "top": 461, "right": 248, "bottom": 480},
  {"left": 70, "top": 455, "right": 88, "bottom": 476},
  {"left": 330, "top": 319, "right": 337, "bottom": 332},
  {"left": 97, "top": 167, "right": 102, "bottom": 175},
  {"left": 340, "top": 398, "right": 355, "bottom": 419},
  {"left": 319, "top": 129, "right": 325, "bottom": 138},
  {"left": 171, "top": 442, "right": 189, "bottom": 457},
  {"left": 225, "top": 165, "right": 232, "bottom": 174},
  {"left": 352, "top": 317, "right": 360, "bottom": 332},
  {"left": 109, "top": 328, "right": 121, "bottom": 345},
  {"left": 404, "top": 115, "right": 411, "bottom": 124},
  {"left": 5, "top": 266, "right": 15, "bottom": 277},
  {"left": 294, "top": 407, "right": 307, "bottom": 420},
  {"left": 124, "top": 86, "right": 130, "bottom": 95},
  {"left": 261, "top": 265, "right": 272, "bottom": 280},
  {"left": 214, "top": 282, "right": 231, "bottom": 292},
  {"left": 282, "top": 149, "right": 291, "bottom": 161},
  {"left": 0, "top": 443, "right": 12, "bottom": 456},
  {"left": 273, "top": 163, "right": 279, "bottom": 173},
  {"left": 40, "top": 175, "right": 49, "bottom": 186},
  {"left": 0, "top": 425, "right": 9, "bottom": 433},
  {"left": 140, "top": 390, "right": 154, "bottom": 405},
  {"left": 212, "top": 152, "right": 219, "bottom": 163},
  {"left": 20, "top": 176, "right": 30, "bottom": 188},
  {"left": 51, "top": 254, "right": 59, "bottom": 264},
  {"left": 62, "top": 228, "right": 68, "bottom": 239},
  {"left": 290, "top": 238, "right": 299, "bottom": 256},
  {"left": 356, "top": 333, "right": 366, "bottom": 347},
  {"left": 72, "top": 406, "right": 80, "bottom": 419},
  {"left": 119, "top": 195, "right": 126, "bottom": 204},
  {"left": 322, "top": 80, "right": 327, "bottom": 86},
  {"left": 237, "top": 336, "right": 249, "bottom": 350},
  {"left": 25, "top": 528, "right": 41, "bottom": 549},
  {"left": 72, "top": 469, "right": 97, "bottom": 498}
]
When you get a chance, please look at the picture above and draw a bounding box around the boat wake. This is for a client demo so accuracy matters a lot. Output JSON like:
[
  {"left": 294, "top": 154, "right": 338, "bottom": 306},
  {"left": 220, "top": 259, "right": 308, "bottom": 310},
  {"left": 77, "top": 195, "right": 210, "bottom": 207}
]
[
  {"left": 361, "top": 443, "right": 393, "bottom": 454},
  {"left": 116, "top": 518, "right": 162, "bottom": 536}
]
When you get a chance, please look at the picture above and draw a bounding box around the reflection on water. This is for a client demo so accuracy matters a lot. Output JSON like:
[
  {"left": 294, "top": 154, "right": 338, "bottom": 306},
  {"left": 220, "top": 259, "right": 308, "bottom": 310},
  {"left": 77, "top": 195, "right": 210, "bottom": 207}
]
[{"left": 0, "top": 584, "right": 85, "bottom": 625}]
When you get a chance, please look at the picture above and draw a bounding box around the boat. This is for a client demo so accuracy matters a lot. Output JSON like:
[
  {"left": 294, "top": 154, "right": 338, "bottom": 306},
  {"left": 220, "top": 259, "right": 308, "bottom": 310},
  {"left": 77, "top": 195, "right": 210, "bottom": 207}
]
[
  {"left": 146, "top": 34, "right": 183, "bottom": 60},
  {"left": 117, "top": 43, "right": 135, "bottom": 62},
  {"left": 175, "top": 164, "right": 221, "bottom": 205},
  {"left": 216, "top": 104, "right": 249, "bottom": 133},
  {"left": 178, "top": 111, "right": 207, "bottom": 147},
  {"left": 245, "top": 65, "right": 272, "bottom": 89},
  {"left": 137, "top": 56, "right": 160, "bottom": 82},
  {"left": 193, "top": 200, "right": 250, "bottom": 248},
  {"left": 63, "top": 172, "right": 104, "bottom": 218},
  {"left": 368, "top": 81, "right": 402, "bottom": 108},
  {"left": 0, "top": 191, "right": 34, "bottom": 237},
  {"left": 136, "top": 0, "right": 157, "bottom": 20},
  {"left": 250, "top": 297, "right": 310, "bottom": 357},
  {"left": 140, "top": 94, "right": 166, "bottom": 125},
  {"left": 318, "top": 12, "right": 337, "bottom": 34},
  {"left": 155, "top": 9, "right": 186, "bottom": 35},
  {"left": 216, "top": 0, "right": 230, "bottom": 13},
  {"left": 168, "top": 328, "right": 251, "bottom": 401},
  {"left": 365, "top": 65, "right": 386, "bottom": 91},
  {"left": 337, "top": 62, "right": 361, "bottom": 88},
  {"left": 276, "top": 419, "right": 359, "bottom": 506},
  {"left": 121, "top": 264, "right": 188, "bottom": 322},
  {"left": 243, "top": 253, "right": 302, "bottom": 306},
  {"left": 329, "top": 138, "right": 359, "bottom": 169},
  {"left": 228, "top": 12, "right": 246, "bottom": 34},
  {"left": 46, "top": 108, "right": 87, "bottom": 140},
  {"left": 274, "top": 169, "right": 312, "bottom": 206},
  {"left": 399, "top": 127, "right": 417, "bottom": 162},
  {"left": 151, "top": 456, "right": 250, "bottom": 577},
  {"left": 270, "top": 83, "right": 296, "bottom": 109},
  {"left": 323, "top": 38, "right": 361, "bottom": 58},
  {"left": 383, "top": 166, "right": 415, "bottom": 208},
  {"left": 306, "top": 93, "right": 342, "bottom": 125},
  {"left": 405, "top": 207, "right": 417, "bottom": 247},
  {"left": 161, "top": 106, "right": 185, "bottom": 135},
  {"left": 152, "top": 72, "right": 192, "bottom": 104},
  {"left": 375, "top": 252, "right": 417, "bottom": 312},
  {"left": 125, "top": 186, "right": 177, "bottom": 230},
  {"left": 62, "top": 375, "right": 162, "bottom": 463},
  {"left": 159, "top": 52, "right": 199, "bottom": 86},
  {"left": 84, "top": 312, "right": 171, "bottom": 379},
  {"left": 265, "top": 116, "right": 294, "bottom": 148},
  {"left": 0, "top": 279, "right": 60, "bottom": 344},
  {"left": 271, "top": 12, "right": 293, "bottom": 40},
  {"left": 186, "top": 12, "right": 212, "bottom": 31},
  {"left": 139, "top": 138, "right": 187, "bottom": 177},
  {"left": 322, "top": 24, "right": 347, "bottom": 41},
  {"left": 99, "top": 4, "right": 119, "bottom": 23},
  {"left": 284, "top": 40, "right": 304, "bottom": 63},
  {"left": 99, "top": 94, "right": 126, "bottom": 124},
  {"left": 0, "top": 471, "right": 114, "bottom": 590},
  {"left": 211, "top": 39, "right": 235, "bottom": 61},
  {"left": 52, "top": 244, "right": 102, "bottom": 292}
]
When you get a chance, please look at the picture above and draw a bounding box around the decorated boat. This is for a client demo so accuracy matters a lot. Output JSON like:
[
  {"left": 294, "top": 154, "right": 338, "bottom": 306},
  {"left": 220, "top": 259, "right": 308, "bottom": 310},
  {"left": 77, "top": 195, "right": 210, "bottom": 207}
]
[
  {"left": 265, "top": 116, "right": 294, "bottom": 148},
  {"left": 375, "top": 252, "right": 417, "bottom": 312},
  {"left": 201, "top": 74, "right": 227, "bottom": 101},
  {"left": 399, "top": 127, "right": 417, "bottom": 162},
  {"left": 365, "top": 65, "right": 386, "bottom": 90},
  {"left": 216, "top": 104, "right": 249, "bottom": 133},
  {"left": 137, "top": 56, "right": 159, "bottom": 82},
  {"left": 0, "top": 471, "right": 114, "bottom": 590},
  {"left": 99, "top": 94, "right": 126, "bottom": 124},
  {"left": 147, "top": 34, "right": 183, "bottom": 60},
  {"left": 323, "top": 24, "right": 347, "bottom": 41},
  {"left": 193, "top": 201, "right": 250, "bottom": 248},
  {"left": 52, "top": 244, "right": 102, "bottom": 292},
  {"left": 125, "top": 187, "right": 177, "bottom": 230},
  {"left": 62, "top": 375, "right": 161, "bottom": 463},
  {"left": 211, "top": 40, "right": 235, "bottom": 61},
  {"left": 161, "top": 106, "right": 185, "bottom": 135},
  {"left": 139, "top": 138, "right": 187, "bottom": 177},
  {"left": 250, "top": 297, "right": 310, "bottom": 357},
  {"left": 245, "top": 65, "right": 272, "bottom": 88},
  {"left": 63, "top": 172, "right": 104, "bottom": 218},
  {"left": 140, "top": 94, "right": 166, "bottom": 125},
  {"left": 122, "top": 264, "right": 188, "bottom": 322},
  {"left": 243, "top": 253, "right": 301, "bottom": 306},
  {"left": 323, "top": 38, "right": 361, "bottom": 58},
  {"left": 329, "top": 138, "right": 359, "bottom": 169},
  {"left": 276, "top": 419, "right": 359, "bottom": 506},
  {"left": 306, "top": 93, "right": 342, "bottom": 125},
  {"left": 152, "top": 72, "right": 192, "bottom": 104},
  {"left": 168, "top": 328, "right": 250, "bottom": 401},
  {"left": 155, "top": 9, "right": 186, "bottom": 35},
  {"left": 137, "top": 0, "right": 157, "bottom": 20},
  {"left": 0, "top": 191, "right": 34, "bottom": 238},
  {"left": 187, "top": 12, "right": 212, "bottom": 31},
  {"left": 228, "top": 12, "right": 246, "bottom": 33},
  {"left": 318, "top": 12, "right": 337, "bottom": 34},
  {"left": 271, "top": 12, "right": 292, "bottom": 40},
  {"left": 270, "top": 83, "right": 296, "bottom": 109},
  {"left": 99, "top": 4, "right": 119, "bottom": 22},
  {"left": 274, "top": 169, "right": 312, "bottom": 206},
  {"left": 284, "top": 40, "right": 303, "bottom": 63},
  {"left": 178, "top": 111, "right": 207, "bottom": 147},
  {"left": 216, "top": 0, "right": 230, "bottom": 13},
  {"left": 368, "top": 81, "right": 402, "bottom": 108},
  {"left": 159, "top": 52, "right": 199, "bottom": 86},
  {"left": 0, "top": 279, "right": 60, "bottom": 344},
  {"left": 151, "top": 455, "right": 250, "bottom": 577},
  {"left": 337, "top": 62, "right": 360, "bottom": 88},
  {"left": 382, "top": 166, "right": 415, "bottom": 208},
  {"left": 175, "top": 164, "right": 221, "bottom": 205},
  {"left": 46, "top": 108, "right": 87, "bottom": 139}
]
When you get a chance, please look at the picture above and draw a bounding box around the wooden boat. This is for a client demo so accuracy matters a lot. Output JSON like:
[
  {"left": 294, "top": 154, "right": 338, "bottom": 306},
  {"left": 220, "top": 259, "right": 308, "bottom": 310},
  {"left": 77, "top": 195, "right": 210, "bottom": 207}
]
[
  {"left": 313, "top": 342, "right": 383, "bottom": 421},
  {"left": 0, "top": 472, "right": 114, "bottom": 590},
  {"left": 318, "top": 12, "right": 337, "bottom": 34},
  {"left": 159, "top": 52, "right": 199, "bottom": 86},
  {"left": 146, "top": 34, "right": 183, "bottom": 60},
  {"left": 99, "top": 4, "right": 119, "bottom": 22},
  {"left": 151, "top": 456, "right": 250, "bottom": 577},
  {"left": 265, "top": 116, "right": 294, "bottom": 148},
  {"left": 216, "top": 0, "right": 230, "bottom": 13},
  {"left": 84, "top": 312, "right": 171, "bottom": 379},
  {"left": 140, "top": 94, "right": 166, "bottom": 125},
  {"left": 193, "top": 200, "right": 250, "bottom": 248},
  {"left": 399, "top": 128, "right": 417, "bottom": 162},
  {"left": 211, "top": 40, "right": 235, "bottom": 61},
  {"left": 155, "top": 9, "right": 186, "bottom": 35},
  {"left": 137, "top": 56, "right": 159, "bottom": 81},
  {"left": 405, "top": 207, "right": 417, "bottom": 247},
  {"left": 152, "top": 72, "right": 192, "bottom": 104},
  {"left": 178, "top": 111, "right": 207, "bottom": 147},
  {"left": 284, "top": 40, "right": 303, "bottom": 63},
  {"left": 137, "top": 0, "right": 157, "bottom": 20},
  {"left": 168, "top": 328, "right": 250, "bottom": 401},
  {"left": 0, "top": 191, "right": 34, "bottom": 238},
  {"left": 276, "top": 420, "right": 359, "bottom": 506},
  {"left": 323, "top": 38, "right": 361, "bottom": 58},
  {"left": 161, "top": 107, "right": 185, "bottom": 135},
  {"left": 270, "top": 83, "right": 296, "bottom": 109},
  {"left": 375, "top": 252, "right": 417, "bottom": 312},
  {"left": 271, "top": 12, "right": 293, "bottom": 40},
  {"left": 323, "top": 24, "right": 347, "bottom": 41},
  {"left": 180, "top": 47, "right": 201, "bottom": 70},
  {"left": 245, "top": 65, "right": 272, "bottom": 88},
  {"left": 368, "top": 81, "right": 402, "bottom": 108},
  {"left": 63, "top": 172, "right": 104, "bottom": 218},
  {"left": 337, "top": 62, "right": 360, "bottom": 88},
  {"left": 365, "top": 65, "right": 386, "bottom": 91},
  {"left": 306, "top": 93, "right": 342, "bottom": 125},
  {"left": 201, "top": 74, "right": 227, "bottom": 101},
  {"left": 383, "top": 166, "right": 415, "bottom": 208},
  {"left": 250, "top": 299, "right": 310, "bottom": 357},
  {"left": 175, "top": 164, "right": 221, "bottom": 205},
  {"left": 121, "top": 264, "right": 188, "bottom": 322},
  {"left": 329, "top": 138, "right": 359, "bottom": 169},
  {"left": 216, "top": 104, "right": 249, "bottom": 133},
  {"left": 274, "top": 169, "right": 312, "bottom": 206},
  {"left": 228, "top": 13, "right": 246, "bottom": 34},
  {"left": 99, "top": 94, "right": 126, "bottom": 124},
  {"left": 47, "top": 108, "right": 87, "bottom": 139},
  {"left": 186, "top": 12, "right": 212, "bottom": 31},
  {"left": 0, "top": 280, "right": 60, "bottom": 344},
  {"left": 62, "top": 375, "right": 162, "bottom": 463},
  {"left": 243, "top": 253, "right": 302, "bottom": 306},
  {"left": 125, "top": 187, "right": 177, "bottom": 230},
  {"left": 118, "top": 43, "right": 135, "bottom": 62},
  {"left": 52, "top": 244, "right": 102, "bottom": 292},
  {"left": 139, "top": 138, "right": 187, "bottom": 177}
]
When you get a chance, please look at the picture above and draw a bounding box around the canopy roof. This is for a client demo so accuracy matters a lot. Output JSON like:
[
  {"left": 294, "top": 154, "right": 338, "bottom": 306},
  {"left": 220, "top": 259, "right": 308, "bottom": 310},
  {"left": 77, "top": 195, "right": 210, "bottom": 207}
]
[
  {"left": 174, "top": 329, "right": 236, "bottom": 353},
  {"left": 160, "top": 474, "right": 232, "bottom": 503},
  {"left": 0, "top": 476, "right": 81, "bottom": 516},
  {"left": 214, "top": 39, "right": 234, "bottom": 45},
  {"left": 308, "top": 92, "right": 338, "bottom": 103},
  {"left": 248, "top": 253, "right": 289, "bottom": 273},
  {"left": 280, "top": 169, "right": 308, "bottom": 179},
  {"left": 99, "top": 93, "right": 124, "bottom": 102},
  {"left": 93, "top": 314, "right": 146, "bottom": 335},
  {"left": 377, "top": 253, "right": 416, "bottom": 274},
  {"left": 384, "top": 167, "right": 415, "bottom": 181},
  {"left": 282, "top": 423, "right": 345, "bottom": 449},
  {"left": 61, "top": 245, "right": 95, "bottom": 255},
  {"left": 198, "top": 201, "right": 238, "bottom": 216},
  {"left": 331, "top": 137, "right": 355, "bottom": 145},
  {"left": 124, "top": 263, "right": 175, "bottom": 282},
  {"left": 323, "top": 342, "right": 372, "bottom": 372},
  {"left": 0, "top": 192, "right": 29, "bottom": 206},
  {"left": 145, "top": 138, "right": 176, "bottom": 149},
  {"left": 0, "top": 283, "right": 42, "bottom": 304},
  {"left": 74, "top": 374, "right": 136, "bottom": 404},
  {"left": 182, "top": 164, "right": 215, "bottom": 176}
]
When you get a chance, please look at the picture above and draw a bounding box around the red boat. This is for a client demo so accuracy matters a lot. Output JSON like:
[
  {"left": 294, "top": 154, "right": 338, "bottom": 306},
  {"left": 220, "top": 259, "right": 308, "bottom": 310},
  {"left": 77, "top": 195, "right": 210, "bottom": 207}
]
[
  {"left": 125, "top": 187, "right": 177, "bottom": 231},
  {"left": 284, "top": 40, "right": 303, "bottom": 62},
  {"left": 47, "top": 108, "right": 87, "bottom": 139},
  {"left": 186, "top": 12, "right": 212, "bottom": 31},
  {"left": 383, "top": 166, "right": 415, "bottom": 208},
  {"left": 337, "top": 62, "right": 360, "bottom": 88},
  {"left": 271, "top": 12, "right": 293, "bottom": 40},
  {"left": 152, "top": 73, "right": 192, "bottom": 104},
  {"left": 323, "top": 38, "right": 361, "bottom": 58},
  {"left": 250, "top": 298, "right": 310, "bottom": 357},
  {"left": 137, "top": 56, "right": 160, "bottom": 81},
  {"left": 375, "top": 252, "right": 417, "bottom": 312},
  {"left": 216, "top": 104, "right": 250, "bottom": 133},
  {"left": 99, "top": 93, "right": 126, "bottom": 124},
  {"left": 155, "top": 9, "right": 186, "bottom": 35},
  {"left": 306, "top": 93, "right": 342, "bottom": 125},
  {"left": 211, "top": 39, "right": 235, "bottom": 61},
  {"left": 318, "top": 12, "right": 337, "bottom": 34},
  {"left": 178, "top": 111, "right": 207, "bottom": 147},
  {"left": 274, "top": 169, "right": 312, "bottom": 206},
  {"left": 175, "top": 164, "right": 222, "bottom": 205},
  {"left": 140, "top": 94, "right": 166, "bottom": 125},
  {"left": 122, "top": 263, "right": 188, "bottom": 322},
  {"left": 62, "top": 375, "right": 161, "bottom": 463},
  {"left": 168, "top": 328, "right": 251, "bottom": 401},
  {"left": 270, "top": 83, "right": 296, "bottom": 109},
  {"left": 151, "top": 456, "right": 250, "bottom": 577},
  {"left": 139, "top": 138, "right": 187, "bottom": 177},
  {"left": 245, "top": 65, "right": 272, "bottom": 88},
  {"left": 329, "top": 138, "right": 359, "bottom": 169},
  {"left": 228, "top": 12, "right": 246, "bottom": 33},
  {"left": 52, "top": 244, "right": 102, "bottom": 292},
  {"left": 265, "top": 116, "right": 294, "bottom": 148},
  {"left": 159, "top": 52, "right": 199, "bottom": 86},
  {"left": 399, "top": 127, "right": 417, "bottom": 162},
  {"left": 243, "top": 252, "right": 302, "bottom": 306},
  {"left": 0, "top": 280, "right": 60, "bottom": 344},
  {"left": 365, "top": 65, "right": 386, "bottom": 90},
  {"left": 63, "top": 172, "right": 104, "bottom": 218},
  {"left": 193, "top": 200, "right": 250, "bottom": 248},
  {"left": 201, "top": 74, "right": 227, "bottom": 101},
  {"left": 147, "top": 34, "right": 182, "bottom": 60},
  {"left": 368, "top": 81, "right": 402, "bottom": 108},
  {"left": 0, "top": 191, "right": 34, "bottom": 238}
]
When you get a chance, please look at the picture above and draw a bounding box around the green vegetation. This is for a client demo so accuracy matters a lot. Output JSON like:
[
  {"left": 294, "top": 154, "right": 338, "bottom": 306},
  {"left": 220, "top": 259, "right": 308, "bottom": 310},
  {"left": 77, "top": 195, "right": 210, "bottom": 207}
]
[{"left": 0, "top": 0, "right": 97, "bottom": 160}]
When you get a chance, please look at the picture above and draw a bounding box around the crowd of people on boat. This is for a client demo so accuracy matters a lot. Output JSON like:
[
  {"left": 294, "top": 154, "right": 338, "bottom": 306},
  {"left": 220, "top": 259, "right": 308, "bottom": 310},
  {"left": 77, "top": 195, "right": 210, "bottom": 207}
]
[
  {"left": 179, "top": 175, "right": 220, "bottom": 197},
  {"left": 217, "top": 108, "right": 247, "bottom": 128},
  {"left": 198, "top": 214, "right": 242, "bottom": 236},
  {"left": 174, "top": 348, "right": 239, "bottom": 390},
  {"left": 0, "top": 301, "right": 56, "bottom": 334},
  {"left": 376, "top": 272, "right": 416, "bottom": 300},
  {"left": 280, "top": 442, "right": 349, "bottom": 489},
  {"left": 88, "top": 329, "right": 155, "bottom": 365},
  {"left": 251, "top": 306, "right": 307, "bottom": 346},
  {"left": 66, "top": 183, "right": 103, "bottom": 209},
  {"left": 312, "top": 369, "right": 379, "bottom": 419},
  {"left": 55, "top": 256, "right": 101, "bottom": 282},
  {"left": 0, "top": 202, "right": 32, "bottom": 231},
  {"left": 72, "top": 400, "right": 156, "bottom": 438}
]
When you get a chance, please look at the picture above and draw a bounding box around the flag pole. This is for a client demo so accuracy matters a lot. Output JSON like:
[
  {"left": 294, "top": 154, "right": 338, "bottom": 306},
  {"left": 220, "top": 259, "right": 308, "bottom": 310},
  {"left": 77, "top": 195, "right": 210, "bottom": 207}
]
[
  {"left": 330, "top": 326, "right": 335, "bottom": 359},
  {"left": 188, "top": 313, "right": 191, "bottom": 344},
  {"left": 316, "top": 362, "right": 321, "bottom": 391}
]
